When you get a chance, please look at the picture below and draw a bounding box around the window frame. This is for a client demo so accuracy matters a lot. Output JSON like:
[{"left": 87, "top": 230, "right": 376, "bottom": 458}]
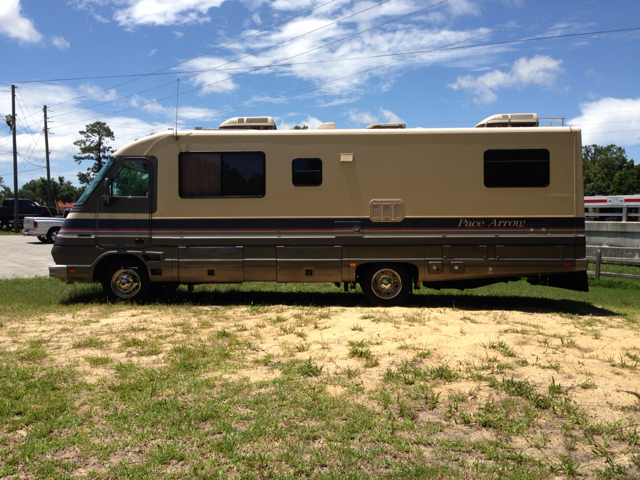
[
  {"left": 484, "top": 148, "right": 550, "bottom": 188},
  {"left": 292, "top": 157, "right": 322, "bottom": 187},
  {"left": 179, "top": 151, "right": 266, "bottom": 198}
]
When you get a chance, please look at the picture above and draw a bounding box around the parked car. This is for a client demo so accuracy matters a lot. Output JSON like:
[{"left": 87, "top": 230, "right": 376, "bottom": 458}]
[
  {"left": 0, "top": 198, "right": 55, "bottom": 229},
  {"left": 23, "top": 211, "right": 68, "bottom": 243}
]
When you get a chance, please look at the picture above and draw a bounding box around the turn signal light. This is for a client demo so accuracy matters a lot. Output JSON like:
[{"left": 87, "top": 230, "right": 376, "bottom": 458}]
[{"left": 349, "top": 263, "right": 356, "bottom": 267}]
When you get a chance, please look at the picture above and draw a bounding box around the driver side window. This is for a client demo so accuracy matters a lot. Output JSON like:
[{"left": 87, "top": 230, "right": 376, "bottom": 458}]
[{"left": 110, "top": 160, "right": 149, "bottom": 197}]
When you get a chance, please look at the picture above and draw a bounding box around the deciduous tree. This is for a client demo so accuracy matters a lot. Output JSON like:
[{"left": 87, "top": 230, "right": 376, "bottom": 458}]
[
  {"left": 17, "top": 176, "right": 84, "bottom": 204},
  {"left": 583, "top": 144, "right": 640, "bottom": 196}
]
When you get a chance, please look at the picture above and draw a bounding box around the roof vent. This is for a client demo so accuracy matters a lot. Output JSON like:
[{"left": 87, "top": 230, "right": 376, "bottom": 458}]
[
  {"left": 316, "top": 122, "right": 336, "bottom": 130},
  {"left": 475, "top": 113, "right": 538, "bottom": 128},
  {"left": 366, "top": 123, "right": 406, "bottom": 129},
  {"left": 219, "top": 116, "right": 277, "bottom": 130}
]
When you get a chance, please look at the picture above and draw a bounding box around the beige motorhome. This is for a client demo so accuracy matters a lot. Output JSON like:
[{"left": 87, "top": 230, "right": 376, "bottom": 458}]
[{"left": 50, "top": 114, "right": 587, "bottom": 305}]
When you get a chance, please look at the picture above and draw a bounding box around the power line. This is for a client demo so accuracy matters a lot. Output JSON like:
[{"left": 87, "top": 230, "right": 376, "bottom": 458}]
[
  {"left": 0, "top": 166, "right": 46, "bottom": 177},
  {"left": 182, "top": 27, "right": 640, "bottom": 124},
  {"left": 9, "top": 0, "right": 341, "bottom": 120},
  {"left": 50, "top": 10, "right": 627, "bottom": 132},
  {"left": 51, "top": 0, "right": 403, "bottom": 122}
]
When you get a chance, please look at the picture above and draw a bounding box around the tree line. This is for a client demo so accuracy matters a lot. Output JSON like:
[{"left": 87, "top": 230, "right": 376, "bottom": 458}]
[{"left": 0, "top": 122, "right": 639, "bottom": 204}]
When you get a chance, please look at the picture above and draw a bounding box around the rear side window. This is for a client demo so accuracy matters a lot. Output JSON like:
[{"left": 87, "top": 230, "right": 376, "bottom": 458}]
[
  {"left": 484, "top": 149, "right": 550, "bottom": 188},
  {"left": 292, "top": 158, "right": 322, "bottom": 186},
  {"left": 180, "top": 152, "right": 265, "bottom": 197}
]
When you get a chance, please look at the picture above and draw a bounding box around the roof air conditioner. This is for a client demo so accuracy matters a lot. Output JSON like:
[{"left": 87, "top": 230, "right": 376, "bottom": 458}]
[
  {"left": 475, "top": 113, "right": 539, "bottom": 128},
  {"left": 219, "top": 116, "right": 277, "bottom": 130}
]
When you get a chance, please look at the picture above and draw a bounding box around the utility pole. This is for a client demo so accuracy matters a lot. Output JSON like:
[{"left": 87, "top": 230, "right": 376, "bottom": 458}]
[
  {"left": 43, "top": 105, "right": 52, "bottom": 207},
  {"left": 11, "top": 85, "right": 19, "bottom": 232}
]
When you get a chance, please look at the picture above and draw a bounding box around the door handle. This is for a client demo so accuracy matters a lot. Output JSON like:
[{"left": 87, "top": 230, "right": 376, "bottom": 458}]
[{"left": 134, "top": 238, "right": 145, "bottom": 244}]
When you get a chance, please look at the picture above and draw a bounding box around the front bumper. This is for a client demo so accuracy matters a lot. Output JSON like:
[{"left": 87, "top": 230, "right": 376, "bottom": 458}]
[{"left": 49, "top": 265, "right": 70, "bottom": 283}]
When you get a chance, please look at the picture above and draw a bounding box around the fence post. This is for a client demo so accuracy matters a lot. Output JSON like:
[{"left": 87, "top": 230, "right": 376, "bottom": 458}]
[{"left": 595, "top": 249, "right": 602, "bottom": 281}]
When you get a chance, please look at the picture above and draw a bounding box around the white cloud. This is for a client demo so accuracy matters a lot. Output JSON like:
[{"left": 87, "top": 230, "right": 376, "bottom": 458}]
[
  {"left": 181, "top": 19, "right": 494, "bottom": 99},
  {"left": 568, "top": 97, "right": 640, "bottom": 147},
  {"left": 52, "top": 36, "right": 70, "bottom": 50},
  {"left": 149, "top": 48, "right": 157, "bottom": 56},
  {"left": 0, "top": 0, "right": 42, "bottom": 43},
  {"left": 0, "top": 83, "right": 212, "bottom": 187},
  {"left": 113, "top": 0, "right": 226, "bottom": 27},
  {"left": 173, "top": 30, "right": 184, "bottom": 38},
  {"left": 277, "top": 116, "right": 324, "bottom": 130},
  {"left": 349, "top": 109, "right": 378, "bottom": 125},
  {"left": 447, "top": 0, "right": 480, "bottom": 17},
  {"left": 180, "top": 57, "right": 238, "bottom": 94},
  {"left": 379, "top": 108, "right": 403, "bottom": 123},
  {"left": 348, "top": 108, "right": 404, "bottom": 126},
  {"left": 502, "top": 0, "right": 524, "bottom": 7},
  {"left": 448, "top": 55, "right": 564, "bottom": 104}
]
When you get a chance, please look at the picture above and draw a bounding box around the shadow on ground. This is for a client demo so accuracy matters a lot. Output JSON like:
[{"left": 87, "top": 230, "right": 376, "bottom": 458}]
[{"left": 62, "top": 283, "right": 616, "bottom": 317}]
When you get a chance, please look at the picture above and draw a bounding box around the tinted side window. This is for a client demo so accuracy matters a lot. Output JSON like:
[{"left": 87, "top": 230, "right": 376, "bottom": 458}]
[
  {"left": 111, "top": 160, "right": 149, "bottom": 196},
  {"left": 484, "top": 149, "right": 550, "bottom": 188},
  {"left": 292, "top": 158, "right": 322, "bottom": 186},
  {"left": 180, "top": 152, "right": 265, "bottom": 198}
]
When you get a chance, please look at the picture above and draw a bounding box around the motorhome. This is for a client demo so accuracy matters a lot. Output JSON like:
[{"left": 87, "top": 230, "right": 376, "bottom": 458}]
[{"left": 49, "top": 113, "right": 588, "bottom": 305}]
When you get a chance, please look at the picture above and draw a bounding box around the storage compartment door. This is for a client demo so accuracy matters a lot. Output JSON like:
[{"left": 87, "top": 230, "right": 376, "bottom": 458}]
[
  {"left": 178, "top": 246, "right": 244, "bottom": 283},
  {"left": 277, "top": 246, "right": 342, "bottom": 283}
]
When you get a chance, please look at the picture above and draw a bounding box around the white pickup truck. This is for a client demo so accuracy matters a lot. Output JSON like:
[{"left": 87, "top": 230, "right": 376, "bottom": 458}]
[{"left": 23, "top": 215, "right": 67, "bottom": 243}]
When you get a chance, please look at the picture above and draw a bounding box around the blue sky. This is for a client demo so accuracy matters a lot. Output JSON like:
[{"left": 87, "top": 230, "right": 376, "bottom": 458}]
[{"left": 0, "top": 0, "right": 639, "bottom": 189}]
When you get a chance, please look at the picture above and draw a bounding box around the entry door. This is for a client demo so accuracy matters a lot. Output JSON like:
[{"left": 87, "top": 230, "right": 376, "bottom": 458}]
[{"left": 96, "top": 158, "right": 151, "bottom": 249}]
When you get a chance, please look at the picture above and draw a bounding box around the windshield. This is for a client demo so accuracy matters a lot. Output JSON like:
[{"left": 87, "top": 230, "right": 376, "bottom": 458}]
[{"left": 75, "top": 157, "right": 115, "bottom": 205}]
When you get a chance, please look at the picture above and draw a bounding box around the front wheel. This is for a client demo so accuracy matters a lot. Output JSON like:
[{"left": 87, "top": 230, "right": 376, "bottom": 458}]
[
  {"left": 101, "top": 260, "right": 151, "bottom": 302},
  {"left": 360, "top": 265, "right": 412, "bottom": 306}
]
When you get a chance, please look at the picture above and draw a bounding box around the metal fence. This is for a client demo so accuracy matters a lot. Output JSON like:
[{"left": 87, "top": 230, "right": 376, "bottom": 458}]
[{"left": 587, "top": 249, "right": 640, "bottom": 280}]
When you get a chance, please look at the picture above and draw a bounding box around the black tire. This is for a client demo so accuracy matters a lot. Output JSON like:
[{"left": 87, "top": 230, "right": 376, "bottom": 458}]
[
  {"left": 46, "top": 227, "right": 60, "bottom": 244},
  {"left": 360, "top": 264, "right": 412, "bottom": 307},
  {"left": 37, "top": 235, "right": 47, "bottom": 242},
  {"left": 101, "top": 259, "right": 151, "bottom": 302}
]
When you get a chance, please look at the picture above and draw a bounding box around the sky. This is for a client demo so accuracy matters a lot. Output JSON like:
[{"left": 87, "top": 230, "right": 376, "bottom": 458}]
[{"left": 0, "top": 0, "right": 639, "bottom": 190}]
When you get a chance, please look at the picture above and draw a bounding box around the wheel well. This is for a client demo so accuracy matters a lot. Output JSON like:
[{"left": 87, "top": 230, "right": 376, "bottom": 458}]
[
  {"left": 93, "top": 254, "right": 146, "bottom": 283},
  {"left": 355, "top": 262, "right": 419, "bottom": 284},
  {"left": 48, "top": 226, "right": 60, "bottom": 233}
]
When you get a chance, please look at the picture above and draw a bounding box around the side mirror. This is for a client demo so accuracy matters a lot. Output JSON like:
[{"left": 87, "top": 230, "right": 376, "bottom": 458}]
[{"left": 103, "top": 178, "right": 111, "bottom": 205}]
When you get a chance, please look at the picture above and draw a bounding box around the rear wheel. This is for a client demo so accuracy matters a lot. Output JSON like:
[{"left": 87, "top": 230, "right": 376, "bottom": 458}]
[
  {"left": 46, "top": 227, "right": 60, "bottom": 243},
  {"left": 101, "top": 259, "right": 151, "bottom": 302},
  {"left": 360, "top": 265, "right": 412, "bottom": 306}
]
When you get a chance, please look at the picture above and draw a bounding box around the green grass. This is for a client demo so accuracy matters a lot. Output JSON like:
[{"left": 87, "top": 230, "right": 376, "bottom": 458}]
[{"left": 1, "top": 276, "right": 640, "bottom": 477}]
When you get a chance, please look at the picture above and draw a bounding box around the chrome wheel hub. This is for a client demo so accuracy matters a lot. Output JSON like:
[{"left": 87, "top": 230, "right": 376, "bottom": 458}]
[
  {"left": 111, "top": 269, "right": 141, "bottom": 298},
  {"left": 371, "top": 269, "right": 402, "bottom": 299}
]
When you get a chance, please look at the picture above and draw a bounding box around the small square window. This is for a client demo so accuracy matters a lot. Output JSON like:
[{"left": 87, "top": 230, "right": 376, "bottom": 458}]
[{"left": 292, "top": 158, "right": 322, "bottom": 186}]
